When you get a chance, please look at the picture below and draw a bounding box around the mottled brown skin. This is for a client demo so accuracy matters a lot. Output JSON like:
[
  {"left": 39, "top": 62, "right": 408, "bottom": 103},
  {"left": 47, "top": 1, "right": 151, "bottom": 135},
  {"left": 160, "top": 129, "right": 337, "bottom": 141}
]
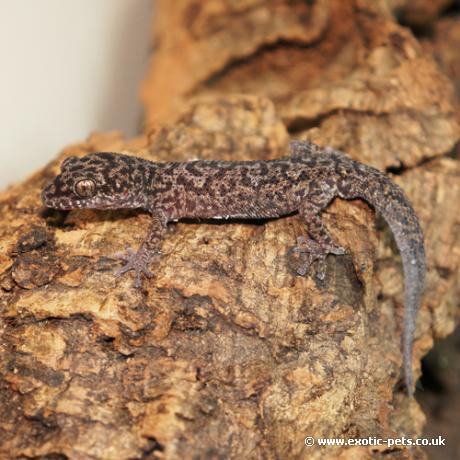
[{"left": 42, "top": 141, "right": 425, "bottom": 395}]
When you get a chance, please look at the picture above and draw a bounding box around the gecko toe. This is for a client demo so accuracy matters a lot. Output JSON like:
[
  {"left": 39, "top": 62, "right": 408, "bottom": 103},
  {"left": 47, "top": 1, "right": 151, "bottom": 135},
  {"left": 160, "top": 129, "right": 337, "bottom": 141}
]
[
  {"left": 296, "top": 262, "right": 310, "bottom": 277},
  {"left": 330, "top": 245, "right": 346, "bottom": 255},
  {"left": 113, "top": 246, "right": 137, "bottom": 262},
  {"left": 288, "top": 237, "right": 345, "bottom": 279},
  {"left": 315, "top": 262, "right": 327, "bottom": 281},
  {"left": 133, "top": 273, "right": 143, "bottom": 289}
]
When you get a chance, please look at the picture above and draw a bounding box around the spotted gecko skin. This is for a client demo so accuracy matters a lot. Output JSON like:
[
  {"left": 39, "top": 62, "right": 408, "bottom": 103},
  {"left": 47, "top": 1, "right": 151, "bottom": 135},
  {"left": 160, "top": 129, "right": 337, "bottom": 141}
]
[{"left": 42, "top": 140, "right": 425, "bottom": 395}]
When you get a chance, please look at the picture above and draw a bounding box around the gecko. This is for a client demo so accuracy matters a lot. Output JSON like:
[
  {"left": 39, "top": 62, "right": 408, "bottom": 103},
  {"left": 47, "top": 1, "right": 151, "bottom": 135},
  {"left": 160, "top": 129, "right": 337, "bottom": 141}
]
[{"left": 42, "top": 140, "right": 425, "bottom": 395}]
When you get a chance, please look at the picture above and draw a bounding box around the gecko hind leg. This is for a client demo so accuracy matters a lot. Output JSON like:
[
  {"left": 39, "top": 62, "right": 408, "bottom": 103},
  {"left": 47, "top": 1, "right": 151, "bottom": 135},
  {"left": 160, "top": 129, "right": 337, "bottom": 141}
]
[{"left": 289, "top": 202, "right": 345, "bottom": 280}]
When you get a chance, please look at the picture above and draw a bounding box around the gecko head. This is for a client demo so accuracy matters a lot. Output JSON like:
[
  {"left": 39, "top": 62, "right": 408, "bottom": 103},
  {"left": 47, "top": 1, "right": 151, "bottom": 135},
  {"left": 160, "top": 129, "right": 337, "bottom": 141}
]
[{"left": 42, "top": 152, "right": 147, "bottom": 210}]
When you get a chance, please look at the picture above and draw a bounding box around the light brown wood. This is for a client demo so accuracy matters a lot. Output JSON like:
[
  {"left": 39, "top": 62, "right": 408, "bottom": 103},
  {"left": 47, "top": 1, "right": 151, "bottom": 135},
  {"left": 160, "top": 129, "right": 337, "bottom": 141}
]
[{"left": 1, "top": 1, "right": 460, "bottom": 459}]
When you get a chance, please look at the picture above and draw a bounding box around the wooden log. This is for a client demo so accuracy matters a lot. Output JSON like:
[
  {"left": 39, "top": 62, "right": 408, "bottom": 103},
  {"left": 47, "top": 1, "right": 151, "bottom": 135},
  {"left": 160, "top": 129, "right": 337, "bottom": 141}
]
[{"left": 1, "top": 1, "right": 460, "bottom": 459}]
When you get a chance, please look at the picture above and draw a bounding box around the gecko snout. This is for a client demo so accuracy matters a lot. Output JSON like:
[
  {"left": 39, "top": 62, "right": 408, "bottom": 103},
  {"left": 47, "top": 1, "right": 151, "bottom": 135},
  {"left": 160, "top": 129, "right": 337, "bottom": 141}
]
[{"left": 41, "top": 182, "right": 55, "bottom": 205}]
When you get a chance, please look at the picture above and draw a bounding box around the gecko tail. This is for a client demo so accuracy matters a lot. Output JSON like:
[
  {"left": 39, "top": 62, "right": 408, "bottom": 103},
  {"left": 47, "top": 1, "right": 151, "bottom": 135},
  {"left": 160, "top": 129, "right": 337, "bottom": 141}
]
[
  {"left": 388, "top": 209, "right": 425, "bottom": 396},
  {"left": 342, "top": 163, "right": 426, "bottom": 395}
]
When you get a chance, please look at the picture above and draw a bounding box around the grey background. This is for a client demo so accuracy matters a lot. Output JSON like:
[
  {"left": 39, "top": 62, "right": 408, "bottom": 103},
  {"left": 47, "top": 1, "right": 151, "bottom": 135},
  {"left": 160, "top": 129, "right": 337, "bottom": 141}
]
[{"left": 0, "top": 0, "right": 153, "bottom": 189}]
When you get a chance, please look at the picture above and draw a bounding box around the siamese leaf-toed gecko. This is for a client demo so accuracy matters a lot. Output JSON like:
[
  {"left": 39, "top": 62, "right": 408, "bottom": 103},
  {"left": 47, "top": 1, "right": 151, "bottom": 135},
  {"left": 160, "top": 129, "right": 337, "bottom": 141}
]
[{"left": 42, "top": 140, "right": 425, "bottom": 395}]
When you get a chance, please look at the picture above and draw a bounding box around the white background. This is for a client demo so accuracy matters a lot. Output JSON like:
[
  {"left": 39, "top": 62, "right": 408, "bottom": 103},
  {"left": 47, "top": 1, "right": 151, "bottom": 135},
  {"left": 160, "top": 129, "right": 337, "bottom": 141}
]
[{"left": 0, "top": 0, "right": 153, "bottom": 190}]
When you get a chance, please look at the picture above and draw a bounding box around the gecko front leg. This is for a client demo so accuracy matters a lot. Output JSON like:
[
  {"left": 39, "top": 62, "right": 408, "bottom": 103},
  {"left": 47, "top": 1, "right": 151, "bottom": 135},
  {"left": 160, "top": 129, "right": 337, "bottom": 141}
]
[
  {"left": 290, "top": 200, "right": 345, "bottom": 280},
  {"left": 114, "top": 212, "right": 168, "bottom": 287}
]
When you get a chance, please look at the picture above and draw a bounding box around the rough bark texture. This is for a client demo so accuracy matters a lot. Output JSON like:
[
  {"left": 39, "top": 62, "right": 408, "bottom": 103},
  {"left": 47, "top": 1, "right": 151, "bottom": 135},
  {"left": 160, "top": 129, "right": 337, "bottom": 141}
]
[
  {"left": 1, "top": 1, "right": 460, "bottom": 460},
  {"left": 395, "top": 0, "right": 456, "bottom": 28},
  {"left": 422, "top": 13, "right": 460, "bottom": 102}
]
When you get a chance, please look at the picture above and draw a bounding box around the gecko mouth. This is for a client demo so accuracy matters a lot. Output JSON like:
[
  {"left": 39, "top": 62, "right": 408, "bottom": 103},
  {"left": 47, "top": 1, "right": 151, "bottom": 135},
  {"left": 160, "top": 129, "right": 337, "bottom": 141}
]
[
  {"left": 42, "top": 197, "right": 75, "bottom": 210},
  {"left": 41, "top": 189, "right": 117, "bottom": 210}
]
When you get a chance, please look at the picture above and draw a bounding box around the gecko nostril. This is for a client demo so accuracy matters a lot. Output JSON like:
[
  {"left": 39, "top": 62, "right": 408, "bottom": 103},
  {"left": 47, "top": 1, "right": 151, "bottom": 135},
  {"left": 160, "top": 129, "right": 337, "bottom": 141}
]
[{"left": 41, "top": 188, "right": 50, "bottom": 202}]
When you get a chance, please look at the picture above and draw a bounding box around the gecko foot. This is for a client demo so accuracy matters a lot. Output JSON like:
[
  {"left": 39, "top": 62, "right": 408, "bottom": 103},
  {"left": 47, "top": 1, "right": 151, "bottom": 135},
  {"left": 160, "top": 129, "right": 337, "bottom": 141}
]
[
  {"left": 288, "top": 236, "right": 345, "bottom": 280},
  {"left": 113, "top": 247, "right": 155, "bottom": 288}
]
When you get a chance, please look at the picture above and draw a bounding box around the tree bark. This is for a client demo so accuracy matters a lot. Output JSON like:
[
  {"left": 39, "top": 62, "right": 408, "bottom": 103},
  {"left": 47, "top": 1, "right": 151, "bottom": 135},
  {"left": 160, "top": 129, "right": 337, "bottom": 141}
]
[{"left": 1, "top": 1, "right": 460, "bottom": 459}]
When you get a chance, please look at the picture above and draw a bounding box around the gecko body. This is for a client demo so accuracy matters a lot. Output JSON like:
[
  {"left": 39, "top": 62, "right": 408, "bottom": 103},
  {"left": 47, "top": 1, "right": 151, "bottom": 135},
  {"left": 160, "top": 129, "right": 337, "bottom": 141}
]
[{"left": 42, "top": 141, "right": 425, "bottom": 394}]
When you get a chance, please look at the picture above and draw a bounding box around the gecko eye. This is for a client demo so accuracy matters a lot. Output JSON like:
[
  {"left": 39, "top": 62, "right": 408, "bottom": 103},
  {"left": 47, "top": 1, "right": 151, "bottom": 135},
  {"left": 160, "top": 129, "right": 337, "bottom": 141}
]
[{"left": 74, "top": 179, "right": 96, "bottom": 197}]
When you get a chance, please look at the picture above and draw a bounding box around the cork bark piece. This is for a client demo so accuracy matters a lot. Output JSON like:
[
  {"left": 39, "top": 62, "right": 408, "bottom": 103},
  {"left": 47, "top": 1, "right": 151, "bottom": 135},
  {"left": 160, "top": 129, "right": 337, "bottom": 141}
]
[
  {"left": 141, "top": 0, "right": 459, "bottom": 172},
  {"left": 1, "top": 0, "right": 460, "bottom": 458},
  {"left": 422, "top": 13, "right": 460, "bottom": 102},
  {"left": 395, "top": 0, "right": 454, "bottom": 28},
  {"left": 1, "top": 94, "right": 458, "bottom": 459},
  {"left": 141, "top": 0, "right": 330, "bottom": 127}
]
